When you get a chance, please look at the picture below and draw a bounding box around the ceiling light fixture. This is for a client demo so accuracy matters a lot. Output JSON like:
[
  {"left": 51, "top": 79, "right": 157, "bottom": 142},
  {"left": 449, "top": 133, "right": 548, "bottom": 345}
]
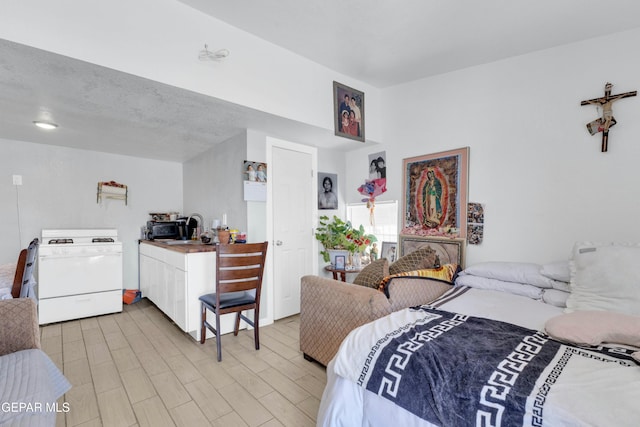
[
  {"left": 198, "top": 44, "right": 230, "bottom": 61},
  {"left": 33, "top": 121, "right": 58, "bottom": 130}
]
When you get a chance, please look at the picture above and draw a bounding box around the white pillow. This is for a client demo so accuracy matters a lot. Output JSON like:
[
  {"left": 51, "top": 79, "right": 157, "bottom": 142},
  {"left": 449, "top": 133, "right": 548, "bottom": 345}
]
[
  {"left": 455, "top": 274, "right": 544, "bottom": 300},
  {"left": 550, "top": 280, "right": 571, "bottom": 293},
  {"left": 540, "top": 260, "right": 571, "bottom": 283},
  {"left": 463, "top": 262, "right": 560, "bottom": 289},
  {"left": 542, "top": 289, "right": 569, "bottom": 308},
  {"left": 566, "top": 242, "right": 640, "bottom": 316}
]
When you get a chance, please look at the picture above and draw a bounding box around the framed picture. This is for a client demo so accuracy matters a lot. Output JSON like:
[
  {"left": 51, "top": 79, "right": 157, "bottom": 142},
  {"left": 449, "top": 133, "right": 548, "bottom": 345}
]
[
  {"left": 380, "top": 241, "right": 398, "bottom": 263},
  {"left": 402, "top": 147, "right": 469, "bottom": 238},
  {"left": 334, "top": 255, "right": 346, "bottom": 270},
  {"left": 399, "top": 235, "right": 466, "bottom": 268},
  {"left": 368, "top": 151, "right": 386, "bottom": 180},
  {"left": 333, "top": 81, "right": 365, "bottom": 142},
  {"left": 242, "top": 160, "right": 267, "bottom": 182},
  {"left": 318, "top": 172, "right": 338, "bottom": 210}
]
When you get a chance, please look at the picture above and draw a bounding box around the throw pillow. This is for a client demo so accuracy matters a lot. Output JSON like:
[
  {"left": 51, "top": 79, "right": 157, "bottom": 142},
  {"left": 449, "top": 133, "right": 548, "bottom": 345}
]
[
  {"left": 379, "top": 264, "right": 460, "bottom": 297},
  {"left": 352, "top": 258, "right": 389, "bottom": 289},
  {"left": 388, "top": 247, "right": 438, "bottom": 275},
  {"left": 545, "top": 310, "right": 640, "bottom": 348},
  {"left": 565, "top": 242, "right": 640, "bottom": 316}
]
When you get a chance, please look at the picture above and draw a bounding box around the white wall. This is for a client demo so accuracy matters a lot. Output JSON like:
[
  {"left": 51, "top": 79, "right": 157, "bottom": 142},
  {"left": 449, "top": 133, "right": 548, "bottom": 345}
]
[
  {"left": 183, "top": 131, "right": 247, "bottom": 233},
  {"left": 345, "top": 28, "right": 640, "bottom": 266},
  {"left": 0, "top": 0, "right": 382, "bottom": 142},
  {"left": 0, "top": 138, "right": 183, "bottom": 289}
]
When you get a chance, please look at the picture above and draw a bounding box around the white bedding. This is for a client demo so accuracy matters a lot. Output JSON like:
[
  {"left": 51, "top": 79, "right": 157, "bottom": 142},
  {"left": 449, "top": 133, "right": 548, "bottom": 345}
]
[
  {"left": 318, "top": 287, "right": 640, "bottom": 427},
  {"left": 0, "top": 263, "right": 16, "bottom": 299},
  {"left": 0, "top": 349, "right": 71, "bottom": 426}
]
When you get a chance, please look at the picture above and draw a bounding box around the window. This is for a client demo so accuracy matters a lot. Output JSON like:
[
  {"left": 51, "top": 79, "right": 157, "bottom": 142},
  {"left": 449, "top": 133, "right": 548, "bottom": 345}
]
[{"left": 346, "top": 200, "right": 398, "bottom": 245}]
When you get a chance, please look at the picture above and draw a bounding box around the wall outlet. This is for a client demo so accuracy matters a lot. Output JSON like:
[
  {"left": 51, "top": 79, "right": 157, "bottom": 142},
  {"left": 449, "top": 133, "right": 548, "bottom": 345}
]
[{"left": 12, "top": 175, "right": 22, "bottom": 185}]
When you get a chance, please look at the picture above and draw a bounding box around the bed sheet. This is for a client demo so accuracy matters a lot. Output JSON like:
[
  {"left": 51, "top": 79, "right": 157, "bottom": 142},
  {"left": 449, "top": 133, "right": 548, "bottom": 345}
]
[{"left": 317, "top": 287, "right": 639, "bottom": 427}]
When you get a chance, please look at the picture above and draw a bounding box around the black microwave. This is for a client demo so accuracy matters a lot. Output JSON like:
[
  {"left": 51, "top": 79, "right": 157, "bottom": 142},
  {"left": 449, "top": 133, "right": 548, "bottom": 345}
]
[{"left": 146, "top": 220, "right": 186, "bottom": 240}]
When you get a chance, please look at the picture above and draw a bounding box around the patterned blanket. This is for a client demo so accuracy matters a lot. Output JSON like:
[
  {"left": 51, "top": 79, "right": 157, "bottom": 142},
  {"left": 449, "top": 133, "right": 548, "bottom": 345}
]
[{"left": 334, "top": 306, "right": 640, "bottom": 426}]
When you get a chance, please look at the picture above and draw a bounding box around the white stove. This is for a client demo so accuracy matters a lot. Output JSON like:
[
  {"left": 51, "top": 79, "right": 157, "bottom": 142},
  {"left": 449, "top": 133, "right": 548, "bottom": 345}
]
[{"left": 38, "top": 229, "right": 123, "bottom": 324}]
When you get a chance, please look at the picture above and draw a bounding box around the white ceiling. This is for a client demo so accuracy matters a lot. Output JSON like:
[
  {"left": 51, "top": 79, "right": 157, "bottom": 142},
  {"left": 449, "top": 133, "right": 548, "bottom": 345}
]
[
  {"left": 2, "top": 1, "right": 640, "bottom": 162},
  {"left": 181, "top": 0, "right": 640, "bottom": 88}
]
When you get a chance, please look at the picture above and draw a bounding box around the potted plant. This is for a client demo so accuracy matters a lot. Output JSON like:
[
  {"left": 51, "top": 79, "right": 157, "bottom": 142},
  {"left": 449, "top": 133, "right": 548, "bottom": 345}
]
[
  {"left": 345, "top": 224, "right": 377, "bottom": 268},
  {"left": 315, "top": 215, "right": 377, "bottom": 267},
  {"left": 315, "top": 215, "right": 350, "bottom": 265}
]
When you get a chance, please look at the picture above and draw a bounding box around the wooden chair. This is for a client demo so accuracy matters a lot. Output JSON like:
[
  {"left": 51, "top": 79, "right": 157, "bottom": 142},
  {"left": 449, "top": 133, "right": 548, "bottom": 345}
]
[
  {"left": 12, "top": 238, "right": 39, "bottom": 299},
  {"left": 199, "top": 241, "right": 268, "bottom": 361}
]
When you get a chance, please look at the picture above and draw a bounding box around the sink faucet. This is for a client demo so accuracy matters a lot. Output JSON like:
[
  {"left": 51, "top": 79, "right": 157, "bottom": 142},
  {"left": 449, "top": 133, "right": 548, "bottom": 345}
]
[{"left": 186, "top": 213, "right": 204, "bottom": 239}]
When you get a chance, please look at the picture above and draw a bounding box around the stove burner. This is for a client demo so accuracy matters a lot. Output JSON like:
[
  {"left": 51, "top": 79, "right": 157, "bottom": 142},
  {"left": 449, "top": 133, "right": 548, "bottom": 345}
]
[
  {"left": 92, "top": 238, "right": 115, "bottom": 243},
  {"left": 48, "top": 239, "right": 74, "bottom": 244}
]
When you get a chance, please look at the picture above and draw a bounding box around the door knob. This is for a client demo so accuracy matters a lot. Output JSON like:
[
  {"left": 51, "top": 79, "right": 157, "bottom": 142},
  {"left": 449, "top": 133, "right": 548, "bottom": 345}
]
[{"left": 275, "top": 240, "right": 283, "bottom": 246}]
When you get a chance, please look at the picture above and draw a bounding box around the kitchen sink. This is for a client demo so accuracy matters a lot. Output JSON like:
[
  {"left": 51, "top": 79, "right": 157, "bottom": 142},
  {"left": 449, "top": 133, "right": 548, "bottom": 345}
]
[{"left": 163, "top": 240, "right": 203, "bottom": 245}]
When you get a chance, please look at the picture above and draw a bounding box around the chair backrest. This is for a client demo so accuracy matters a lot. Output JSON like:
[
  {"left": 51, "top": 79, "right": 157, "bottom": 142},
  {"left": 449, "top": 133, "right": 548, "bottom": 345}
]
[
  {"left": 12, "top": 238, "right": 39, "bottom": 299},
  {"left": 216, "top": 242, "right": 268, "bottom": 298},
  {"left": 11, "top": 250, "right": 27, "bottom": 299}
]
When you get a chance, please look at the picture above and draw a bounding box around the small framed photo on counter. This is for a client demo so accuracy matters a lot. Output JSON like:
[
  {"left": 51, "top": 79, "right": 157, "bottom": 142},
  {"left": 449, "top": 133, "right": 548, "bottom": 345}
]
[{"left": 334, "top": 255, "right": 346, "bottom": 270}]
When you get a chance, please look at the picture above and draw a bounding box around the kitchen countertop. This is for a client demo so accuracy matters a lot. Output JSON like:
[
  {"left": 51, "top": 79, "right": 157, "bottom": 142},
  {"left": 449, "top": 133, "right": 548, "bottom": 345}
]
[{"left": 140, "top": 239, "right": 217, "bottom": 253}]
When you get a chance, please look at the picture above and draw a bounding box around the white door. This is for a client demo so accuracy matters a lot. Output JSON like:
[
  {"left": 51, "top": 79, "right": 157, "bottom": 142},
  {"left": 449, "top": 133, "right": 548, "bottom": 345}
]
[{"left": 271, "top": 145, "right": 314, "bottom": 319}]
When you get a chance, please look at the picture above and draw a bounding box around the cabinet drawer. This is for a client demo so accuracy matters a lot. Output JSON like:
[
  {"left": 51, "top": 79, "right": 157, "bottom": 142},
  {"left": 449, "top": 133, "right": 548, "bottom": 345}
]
[
  {"left": 39, "top": 290, "right": 122, "bottom": 325},
  {"left": 139, "top": 242, "right": 186, "bottom": 269},
  {"left": 139, "top": 243, "right": 165, "bottom": 259}
]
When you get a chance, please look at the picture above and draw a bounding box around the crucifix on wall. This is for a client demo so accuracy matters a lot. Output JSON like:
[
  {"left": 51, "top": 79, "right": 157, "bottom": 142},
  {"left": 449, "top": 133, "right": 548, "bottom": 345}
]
[{"left": 581, "top": 82, "right": 636, "bottom": 152}]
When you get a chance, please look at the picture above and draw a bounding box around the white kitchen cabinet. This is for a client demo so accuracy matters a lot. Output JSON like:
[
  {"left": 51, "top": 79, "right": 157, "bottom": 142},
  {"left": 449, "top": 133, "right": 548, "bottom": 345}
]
[{"left": 139, "top": 242, "right": 237, "bottom": 341}]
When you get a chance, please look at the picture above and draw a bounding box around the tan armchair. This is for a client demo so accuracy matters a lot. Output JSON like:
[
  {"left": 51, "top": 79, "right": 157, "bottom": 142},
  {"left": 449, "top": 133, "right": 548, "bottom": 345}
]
[
  {"left": 0, "top": 298, "right": 41, "bottom": 356},
  {"left": 0, "top": 298, "right": 72, "bottom": 427},
  {"left": 300, "top": 275, "right": 451, "bottom": 366}
]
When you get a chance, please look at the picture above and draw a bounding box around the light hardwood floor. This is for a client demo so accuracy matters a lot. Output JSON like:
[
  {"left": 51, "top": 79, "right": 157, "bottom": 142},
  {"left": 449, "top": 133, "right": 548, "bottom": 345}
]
[{"left": 40, "top": 298, "right": 327, "bottom": 427}]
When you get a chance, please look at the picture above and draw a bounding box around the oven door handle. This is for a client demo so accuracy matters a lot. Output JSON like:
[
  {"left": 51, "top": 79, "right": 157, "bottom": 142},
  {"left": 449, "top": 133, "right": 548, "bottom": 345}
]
[{"left": 39, "top": 252, "right": 122, "bottom": 259}]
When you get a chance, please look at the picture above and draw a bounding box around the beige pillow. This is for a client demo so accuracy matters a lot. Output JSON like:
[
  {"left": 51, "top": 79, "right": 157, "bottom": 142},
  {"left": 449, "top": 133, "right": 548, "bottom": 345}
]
[
  {"left": 353, "top": 258, "right": 389, "bottom": 289},
  {"left": 545, "top": 310, "right": 640, "bottom": 349}
]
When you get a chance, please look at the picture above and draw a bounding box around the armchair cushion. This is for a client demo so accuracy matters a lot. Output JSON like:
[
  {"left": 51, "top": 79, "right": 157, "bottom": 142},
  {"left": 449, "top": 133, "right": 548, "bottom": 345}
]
[
  {"left": 353, "top": 258, "right": 389, "bottom": 289},
  {"left": 389, "top": 247, "right": 440, "bottom": 275},
  {"left": 379, "top": 264, "right": 460, "bottom": 297},
  {"left": 387, "top": 278, "right": 453, "bottom": 312}
]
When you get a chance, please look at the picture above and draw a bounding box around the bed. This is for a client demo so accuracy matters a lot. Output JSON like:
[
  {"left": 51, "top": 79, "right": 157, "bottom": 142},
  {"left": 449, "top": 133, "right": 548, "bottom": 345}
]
[{"left": 318, "top": 247, "right": 640, "bottom": 427}]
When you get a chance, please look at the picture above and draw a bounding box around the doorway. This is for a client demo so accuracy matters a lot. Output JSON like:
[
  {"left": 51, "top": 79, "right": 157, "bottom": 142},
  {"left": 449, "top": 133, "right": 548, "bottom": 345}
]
[{"left": 267, "top": 138, "right": 317, "bottom": 320}]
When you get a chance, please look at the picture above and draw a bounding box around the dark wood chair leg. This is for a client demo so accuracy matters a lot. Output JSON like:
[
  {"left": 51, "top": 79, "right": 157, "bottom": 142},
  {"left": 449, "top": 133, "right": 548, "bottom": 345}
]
[
  {"left": 215, "top": 311, "right": 222, "bottom": 362},
  {"left": 234, "top": 312, "right": 241, "bottom": 336},
  {"left": 199, "top": 303, "right": 206, "bottom": 344},
  {"left": 253, "top": 309, "right": 260, "bottom": 350}
]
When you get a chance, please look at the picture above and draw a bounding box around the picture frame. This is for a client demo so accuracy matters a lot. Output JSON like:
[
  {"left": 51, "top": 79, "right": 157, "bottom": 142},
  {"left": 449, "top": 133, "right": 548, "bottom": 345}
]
[
  {"left": 333, "top": 81, "right": 365, "bottom": 142},
  {"left": 399, "top": 235, "right": 466, "bottom": 268},
  {"left": 368, "top": 151, "right": 386, "bottom": 180},
  {"left": 318, "top": 172, "right": 338, "bottom": 210},
  {"left": 380, "top": 241, "right": 398, "bottom": 263},
  {"left": 242, "top": 160, "right": 267, "bottom": 183},
  {"left": 402, "top": 147, "right": 469, "bottom": 238},
  {"left": 334, "top": 255, "right": 346, "bottom": 270}
]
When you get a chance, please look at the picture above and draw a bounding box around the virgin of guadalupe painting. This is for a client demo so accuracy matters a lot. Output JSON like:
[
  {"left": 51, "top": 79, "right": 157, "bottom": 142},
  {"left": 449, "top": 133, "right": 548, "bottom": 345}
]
[{"left": 402, "top": 147, "right": 469, "bottom": 238}]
